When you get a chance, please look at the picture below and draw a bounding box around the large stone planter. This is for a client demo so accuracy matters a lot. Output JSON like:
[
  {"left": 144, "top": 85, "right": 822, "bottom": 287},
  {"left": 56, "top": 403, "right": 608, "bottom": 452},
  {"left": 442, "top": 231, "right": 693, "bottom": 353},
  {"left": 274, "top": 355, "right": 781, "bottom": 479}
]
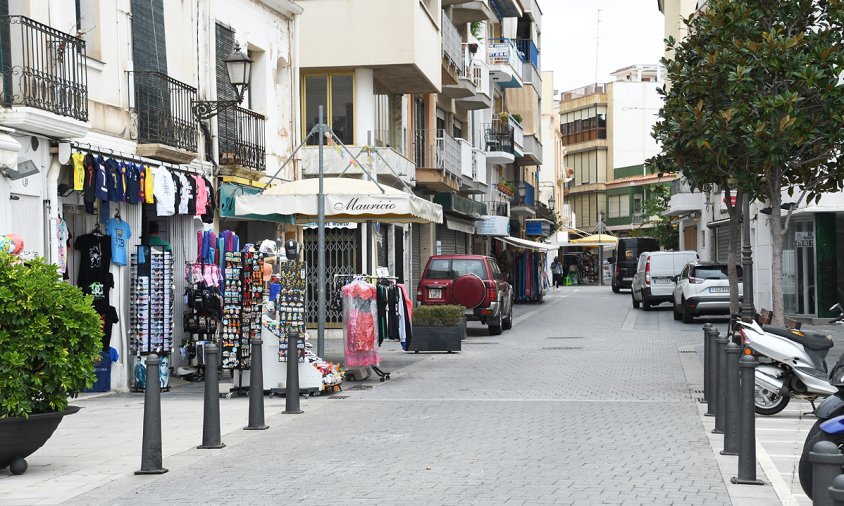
[
  {"left": 0, "top": 405, "right": 81, "bottom": 475},
  {"left": 409, "top": 319, "right": 465, "bottom": 353}
]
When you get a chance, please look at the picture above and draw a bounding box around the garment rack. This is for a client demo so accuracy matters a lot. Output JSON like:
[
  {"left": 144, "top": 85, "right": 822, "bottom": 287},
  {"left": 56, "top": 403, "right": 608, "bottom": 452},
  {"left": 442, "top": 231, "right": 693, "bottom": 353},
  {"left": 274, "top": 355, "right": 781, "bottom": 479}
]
[{"left": 69, "top": 142, "right": 208, "bottom": 176}]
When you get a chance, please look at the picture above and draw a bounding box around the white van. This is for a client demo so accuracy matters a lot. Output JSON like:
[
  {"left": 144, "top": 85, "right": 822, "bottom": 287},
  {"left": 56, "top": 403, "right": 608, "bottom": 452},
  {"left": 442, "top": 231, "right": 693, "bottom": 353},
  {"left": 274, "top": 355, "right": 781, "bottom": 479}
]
[{"left": 631, "top": 251, "right": 699, "bottom": 310}]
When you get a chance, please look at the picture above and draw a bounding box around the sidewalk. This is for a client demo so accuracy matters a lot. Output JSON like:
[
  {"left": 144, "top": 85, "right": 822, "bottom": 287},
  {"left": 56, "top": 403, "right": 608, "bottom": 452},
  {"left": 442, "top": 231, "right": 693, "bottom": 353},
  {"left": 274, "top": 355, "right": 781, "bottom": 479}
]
[{"left": 0, "top": 336, "right": 422, "bottom": 505}]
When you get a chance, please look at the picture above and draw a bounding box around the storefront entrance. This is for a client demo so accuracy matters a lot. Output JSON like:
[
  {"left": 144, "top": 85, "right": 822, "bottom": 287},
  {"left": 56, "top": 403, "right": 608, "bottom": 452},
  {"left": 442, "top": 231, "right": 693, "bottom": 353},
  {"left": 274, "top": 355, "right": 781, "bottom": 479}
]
[{"left": 783, "top": 218, "right": 815, "bottom": 315}]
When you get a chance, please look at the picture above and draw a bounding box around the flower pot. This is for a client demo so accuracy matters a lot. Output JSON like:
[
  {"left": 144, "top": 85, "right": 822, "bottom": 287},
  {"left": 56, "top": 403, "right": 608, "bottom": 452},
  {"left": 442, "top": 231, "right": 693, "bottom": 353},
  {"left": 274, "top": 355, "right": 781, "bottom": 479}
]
[
  {"left": 409, "top": 319, "right": 465, "bottom": 353},
  {"left": 0, "top": 405, "right": 81, "bottom": 475}
]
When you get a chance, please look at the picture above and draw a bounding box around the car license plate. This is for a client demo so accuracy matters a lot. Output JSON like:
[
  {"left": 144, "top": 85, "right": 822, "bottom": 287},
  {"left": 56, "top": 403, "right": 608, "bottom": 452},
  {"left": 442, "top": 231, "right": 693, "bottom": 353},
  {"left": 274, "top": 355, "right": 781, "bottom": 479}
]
[
  {"left": 428, "top": 288, "right": 442, "bottom": 299},
  {"left": 711, "top": 286, "right": 730, "bottom": 293},
  {"left": 622, "top": 277, "right": 632, "bottom": 281},
  {"left": 653, "top": 278, "right": 671, "bottom": 284}
]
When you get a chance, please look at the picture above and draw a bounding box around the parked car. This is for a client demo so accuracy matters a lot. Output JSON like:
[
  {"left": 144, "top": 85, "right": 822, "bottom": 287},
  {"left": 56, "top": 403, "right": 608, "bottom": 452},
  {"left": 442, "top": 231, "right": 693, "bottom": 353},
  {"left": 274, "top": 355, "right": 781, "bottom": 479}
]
[
  {"left": 631, "top": 250, "right": 699, "bottom": 310},
  {"left": 611, "top": 237, "right": 660, "bottom": 293},
  {"left": 672, "top": 261, "right": 743, "bottom": 323},
  {"left": 417, "top": 255, "right": 514, "bottom": 335}
]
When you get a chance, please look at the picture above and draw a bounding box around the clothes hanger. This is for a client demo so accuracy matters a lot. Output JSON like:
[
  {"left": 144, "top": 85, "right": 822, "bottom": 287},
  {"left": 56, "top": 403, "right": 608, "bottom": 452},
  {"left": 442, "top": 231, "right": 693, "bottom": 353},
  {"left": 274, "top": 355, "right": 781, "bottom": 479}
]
[{"left": 114, "top": 209, "right": 121, "bottom": 222}]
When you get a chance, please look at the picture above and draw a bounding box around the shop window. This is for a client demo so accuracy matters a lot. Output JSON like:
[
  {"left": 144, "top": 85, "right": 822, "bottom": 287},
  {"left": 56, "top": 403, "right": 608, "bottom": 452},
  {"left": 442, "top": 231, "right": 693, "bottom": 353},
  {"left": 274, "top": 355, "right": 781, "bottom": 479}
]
[{"left": 303, "top": 73, "right": 355, "bottom": 145}]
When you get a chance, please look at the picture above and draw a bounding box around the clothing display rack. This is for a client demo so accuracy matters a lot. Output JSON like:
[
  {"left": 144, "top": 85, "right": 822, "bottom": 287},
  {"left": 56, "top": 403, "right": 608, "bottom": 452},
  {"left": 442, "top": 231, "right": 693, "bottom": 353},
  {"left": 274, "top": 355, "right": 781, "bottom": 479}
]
[
  {"left": 71, "top": 142, "right": 206, "bottom": 176},
  {"left": 336, "top": 274, "right": 395, "bottom": 382},
  {"left": 512, "top": 250, "right": 546, "bottom": 303}
]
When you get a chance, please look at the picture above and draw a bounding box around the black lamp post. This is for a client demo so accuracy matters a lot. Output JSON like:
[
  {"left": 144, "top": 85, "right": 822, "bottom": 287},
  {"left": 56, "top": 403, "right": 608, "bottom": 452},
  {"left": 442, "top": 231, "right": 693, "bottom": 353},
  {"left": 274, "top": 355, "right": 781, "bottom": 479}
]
[
  {"left": 548, "top": 196, "right": 555, "bottom": 211},
  {"left": 516, "top": 182, "right": 526, "bottom": 205},
  {"left": 192, "top": 43, "right": 253, "bottom": 120}
]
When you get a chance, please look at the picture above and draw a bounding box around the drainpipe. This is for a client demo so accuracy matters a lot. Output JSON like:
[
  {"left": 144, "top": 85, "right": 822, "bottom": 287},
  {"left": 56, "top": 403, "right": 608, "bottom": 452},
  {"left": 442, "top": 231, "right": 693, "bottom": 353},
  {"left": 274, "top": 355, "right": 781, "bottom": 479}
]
[{"left": 46, "top": 154, "right": 62, "bottom": 265}]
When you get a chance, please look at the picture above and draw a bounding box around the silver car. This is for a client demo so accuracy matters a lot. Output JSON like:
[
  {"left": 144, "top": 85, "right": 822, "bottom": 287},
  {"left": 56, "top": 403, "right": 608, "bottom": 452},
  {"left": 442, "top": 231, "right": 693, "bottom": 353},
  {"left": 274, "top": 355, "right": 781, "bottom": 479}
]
[{"left": 631, "top": 251, "right": 699, "bottom": 310}]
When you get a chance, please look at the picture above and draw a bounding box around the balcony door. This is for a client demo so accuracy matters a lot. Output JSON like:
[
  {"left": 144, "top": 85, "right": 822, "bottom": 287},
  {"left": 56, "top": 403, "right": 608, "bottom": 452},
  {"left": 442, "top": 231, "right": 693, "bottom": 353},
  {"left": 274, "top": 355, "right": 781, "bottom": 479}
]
[{"left": 302, "top": 74, "right": 354, "bottom": 145}]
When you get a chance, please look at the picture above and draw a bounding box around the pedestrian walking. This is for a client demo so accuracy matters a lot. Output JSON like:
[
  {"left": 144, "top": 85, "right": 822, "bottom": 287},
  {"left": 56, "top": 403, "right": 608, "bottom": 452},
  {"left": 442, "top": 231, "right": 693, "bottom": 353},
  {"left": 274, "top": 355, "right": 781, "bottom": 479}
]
[{"left": 551, "top": 256, "right": 564, "bottom": 289}]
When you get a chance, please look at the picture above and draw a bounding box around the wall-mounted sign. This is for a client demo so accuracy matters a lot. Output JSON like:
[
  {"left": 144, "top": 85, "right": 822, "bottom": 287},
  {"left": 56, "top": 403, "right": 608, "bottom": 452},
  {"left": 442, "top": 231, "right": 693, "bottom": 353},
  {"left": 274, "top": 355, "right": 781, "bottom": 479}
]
[
  {"left": 795, "top": 231, "right": 814, "bottom": 248},
  {"left": 476, "top": 215, "right": 510, "bottom": 236}
]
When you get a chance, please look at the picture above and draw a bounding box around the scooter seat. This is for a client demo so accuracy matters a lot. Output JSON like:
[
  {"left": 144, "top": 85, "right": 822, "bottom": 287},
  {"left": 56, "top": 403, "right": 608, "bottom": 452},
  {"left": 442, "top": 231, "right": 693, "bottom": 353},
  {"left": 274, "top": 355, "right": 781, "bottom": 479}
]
[{"left": 762, "top": 325, "right": 834, "bottom": 351}]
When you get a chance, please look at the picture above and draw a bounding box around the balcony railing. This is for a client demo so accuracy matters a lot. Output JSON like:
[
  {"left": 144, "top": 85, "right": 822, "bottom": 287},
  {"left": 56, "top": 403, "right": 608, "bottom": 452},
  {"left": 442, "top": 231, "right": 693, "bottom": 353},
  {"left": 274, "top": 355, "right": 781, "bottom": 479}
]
[
  {"left": 513, "top": 39, "right": 539, "bottom": 69},
  {"left": 0, "top": 15, "right": 88, "bottom": 121},
  {"left": 472, "top": 148, "right": 487, "bottom": 184},
  {"left": 441, "top": 12, "right": 464, "bottom": 75},
  {"left": 132, "top": 71, "right": 197, "bottom": 152},
  {"left": 470, "top": 58, "right": 491, "bottom": 97},
  {"left": 483, "top": 119, "right": 514, "bottom": 154},
  {"left": 560, "top": 83, "right": 607, "bottom": 102},
  {"left": 487, "top": 38, "right": 521, "bottom": 72},
  {"left": 511, "top": 181, "right": 535, "bottom": 208},
  {"left": 218, "top": 106, "right": 265, "bottom": 171},
  {"left": 414, "top": 129, "right": 461, "bottom": 179},
  {"left": 485, "top": 200, "right": 509, "bottom": 217}
]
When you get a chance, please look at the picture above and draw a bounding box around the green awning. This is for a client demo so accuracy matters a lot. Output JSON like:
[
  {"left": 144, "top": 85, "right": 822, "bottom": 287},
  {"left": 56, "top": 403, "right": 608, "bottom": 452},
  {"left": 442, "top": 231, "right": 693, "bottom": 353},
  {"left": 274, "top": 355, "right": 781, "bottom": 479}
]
[{"left": 219, "top": 182, "right": 295, "bottom": 223}]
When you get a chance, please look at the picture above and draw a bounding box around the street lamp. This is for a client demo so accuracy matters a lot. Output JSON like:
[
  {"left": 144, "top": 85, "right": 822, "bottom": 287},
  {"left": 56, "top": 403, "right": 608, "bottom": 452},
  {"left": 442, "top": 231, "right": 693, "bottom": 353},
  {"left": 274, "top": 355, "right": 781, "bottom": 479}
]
[
  {"left": 516, "top": 183, "right": 526, "bottom": 204},
  {"left": 192, "top": 43, "right": 253, "bottom": 120},
  {"left": 547, "top": 197, "right": 555, "bottom": 211}
]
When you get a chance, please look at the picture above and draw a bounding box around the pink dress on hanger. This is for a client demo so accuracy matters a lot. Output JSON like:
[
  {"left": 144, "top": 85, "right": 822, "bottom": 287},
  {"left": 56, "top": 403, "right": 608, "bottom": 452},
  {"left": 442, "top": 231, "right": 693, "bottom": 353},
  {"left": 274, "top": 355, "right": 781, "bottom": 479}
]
[{"left": 342, "top": 280, "right": 380, "bottom": 367}]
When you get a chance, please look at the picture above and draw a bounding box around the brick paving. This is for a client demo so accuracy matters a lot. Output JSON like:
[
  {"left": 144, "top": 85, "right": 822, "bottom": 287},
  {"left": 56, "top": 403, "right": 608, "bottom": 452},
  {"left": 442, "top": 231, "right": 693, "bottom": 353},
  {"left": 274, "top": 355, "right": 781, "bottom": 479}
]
[{"left": 64, "top": 286, "right": 733, "bottom": 505}]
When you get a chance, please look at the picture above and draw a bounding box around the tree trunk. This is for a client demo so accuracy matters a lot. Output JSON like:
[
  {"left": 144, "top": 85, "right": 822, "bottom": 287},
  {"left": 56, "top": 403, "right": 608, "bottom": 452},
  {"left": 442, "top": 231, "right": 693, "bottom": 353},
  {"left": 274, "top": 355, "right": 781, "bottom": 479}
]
[
  {"left": 768, "top": 185, "right": 786, "bottom": 326},
  {"left": 726, "top": 191, "right": 743, "bottom": 316}
]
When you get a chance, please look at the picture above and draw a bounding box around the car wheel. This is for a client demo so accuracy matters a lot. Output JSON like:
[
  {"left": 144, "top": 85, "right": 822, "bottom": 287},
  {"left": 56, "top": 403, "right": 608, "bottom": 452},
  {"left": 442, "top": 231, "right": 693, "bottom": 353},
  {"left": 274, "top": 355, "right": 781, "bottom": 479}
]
[
  {"left": 642, "top": 293, "right": 651, "bottom": 311},
  {"left": 681, "top": 298, "right": 694, "bottom": 324},
  {"left": 612, "top": 284, "right": 620, "bottom": 294},
  {"left": 488, "top": 312, "right": 503, "bottom": 335},
  {"left": 502, "top": 299, "right": 513, "bottom": 330},
  {"left": 632, "top": 290, "right": 640, "bottom": 309},
  {"left": 673, "top": 303, "right": 681, "bottom": 321}
]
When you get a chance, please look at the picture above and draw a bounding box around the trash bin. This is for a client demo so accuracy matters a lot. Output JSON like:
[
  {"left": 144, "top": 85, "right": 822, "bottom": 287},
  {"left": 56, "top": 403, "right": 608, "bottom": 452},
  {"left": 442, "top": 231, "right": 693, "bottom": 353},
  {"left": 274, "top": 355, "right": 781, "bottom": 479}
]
[{"left": 83, "top": 351, "right": 112, "bottom": 392}]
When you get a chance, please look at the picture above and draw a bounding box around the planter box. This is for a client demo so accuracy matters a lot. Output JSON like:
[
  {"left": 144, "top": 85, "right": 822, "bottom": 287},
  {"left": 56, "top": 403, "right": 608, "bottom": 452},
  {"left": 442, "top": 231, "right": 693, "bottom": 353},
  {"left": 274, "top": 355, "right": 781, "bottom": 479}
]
[
  {"left": 0, "top": 406, "right": 80, "bottom": 474},
  {"left": 409, "top": 319, "right": 465, "bottom": 353}
]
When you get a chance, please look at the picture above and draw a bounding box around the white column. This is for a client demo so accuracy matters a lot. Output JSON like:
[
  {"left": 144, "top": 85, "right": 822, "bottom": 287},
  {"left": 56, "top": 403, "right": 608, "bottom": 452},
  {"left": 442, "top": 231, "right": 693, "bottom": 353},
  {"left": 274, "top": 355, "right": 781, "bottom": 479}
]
[{"left": 354, "top": 68, "right": 375, "bottom": 147}]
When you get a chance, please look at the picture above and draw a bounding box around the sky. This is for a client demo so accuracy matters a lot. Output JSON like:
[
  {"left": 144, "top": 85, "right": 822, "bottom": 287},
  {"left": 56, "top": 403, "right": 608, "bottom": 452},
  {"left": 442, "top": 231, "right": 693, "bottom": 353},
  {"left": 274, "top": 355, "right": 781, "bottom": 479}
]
[{"left": 541, "top": 0, "right": 666, "bottom": 94}]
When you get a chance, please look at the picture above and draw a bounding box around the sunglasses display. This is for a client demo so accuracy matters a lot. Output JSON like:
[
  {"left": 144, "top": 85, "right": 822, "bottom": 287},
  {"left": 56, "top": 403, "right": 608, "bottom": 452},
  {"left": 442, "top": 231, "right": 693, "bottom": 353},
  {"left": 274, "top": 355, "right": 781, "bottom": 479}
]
[{"left": 129, "top": 246, "right": 174, "bottom": 355}]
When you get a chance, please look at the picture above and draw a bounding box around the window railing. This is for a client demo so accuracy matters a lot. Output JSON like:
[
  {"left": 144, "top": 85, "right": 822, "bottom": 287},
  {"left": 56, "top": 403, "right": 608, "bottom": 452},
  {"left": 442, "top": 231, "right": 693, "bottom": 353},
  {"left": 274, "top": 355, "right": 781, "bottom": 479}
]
[
  {"left": 131, "top": 71, "right": 197, "bottom": 152},
  {"left": 485, "top": 200, "right": 509, "bottom": 217},
  {"left": 441, "top": 12, "right": 464, "bottom": 75},
  {"left": 0, "top": 15, "right": 88, "bottom": 121},
  {"left": 487, "top": 38, "right": 521, "bottom": 72},
  {"left": 632, "top": 211, "right": 645, "bottom": 224},
  {"left": 218, "top": 106, "right": 265, "bottom": 171},
  {"left": 513, "top": 39, "right": 539, "bottom": 69},
  {"left": 483, "top": 119, "right": 514, "bottom": 154},
  {"left": 470, "top": 58, "right": 491, "bottom": 96}
]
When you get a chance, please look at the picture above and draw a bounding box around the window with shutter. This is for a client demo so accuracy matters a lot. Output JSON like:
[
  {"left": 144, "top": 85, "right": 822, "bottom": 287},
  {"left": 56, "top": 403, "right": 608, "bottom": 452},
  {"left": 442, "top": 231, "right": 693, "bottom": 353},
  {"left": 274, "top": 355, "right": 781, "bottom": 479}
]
[{"left": 131, "top": 0, "right": 168, "bottom": 73}]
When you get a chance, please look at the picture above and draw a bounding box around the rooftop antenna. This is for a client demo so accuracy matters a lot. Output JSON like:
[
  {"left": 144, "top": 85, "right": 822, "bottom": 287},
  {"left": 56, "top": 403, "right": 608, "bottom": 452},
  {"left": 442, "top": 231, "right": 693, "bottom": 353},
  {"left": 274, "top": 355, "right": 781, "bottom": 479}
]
[{"left": 594, "top": 8, "right": 602, "bottom": 83}]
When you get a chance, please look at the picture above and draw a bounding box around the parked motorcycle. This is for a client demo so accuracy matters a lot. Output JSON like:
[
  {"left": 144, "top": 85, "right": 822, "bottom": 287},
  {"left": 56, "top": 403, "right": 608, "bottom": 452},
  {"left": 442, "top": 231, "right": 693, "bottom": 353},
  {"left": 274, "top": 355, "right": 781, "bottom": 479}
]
[{"left": 735, "top": 317, "right": 837, "bottom": 415}]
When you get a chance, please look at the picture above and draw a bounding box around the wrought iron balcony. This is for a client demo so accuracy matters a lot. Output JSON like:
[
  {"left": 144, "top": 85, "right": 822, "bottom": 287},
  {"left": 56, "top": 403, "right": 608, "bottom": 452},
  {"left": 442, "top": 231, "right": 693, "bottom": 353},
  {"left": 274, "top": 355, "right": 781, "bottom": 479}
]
[
  {"left": 483, "top": 120, "right": 514, "bottom": 154},
  {"left": 131, "top": 71, "right": 197, "bottom": 152},
  {"left": 0, "top": 15, "right": 88, "bottom": 121},
  {"left": 218, "top": 105, "right": 265, "bottom": 171}
]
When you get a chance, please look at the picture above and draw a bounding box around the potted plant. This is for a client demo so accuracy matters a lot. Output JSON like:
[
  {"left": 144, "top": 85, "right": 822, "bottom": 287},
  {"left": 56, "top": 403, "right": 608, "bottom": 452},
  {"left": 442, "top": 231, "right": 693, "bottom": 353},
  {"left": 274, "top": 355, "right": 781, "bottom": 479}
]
[
  {"left": 497, "top": 181, "right": 515, "bottom": 198},
  {"left": 0, "top": 252, "right": 102, "bottom": 475},
  {"left": 511, "top": 113, "right": 523, "bottom": 125},
  {"left": 409, "top": 305, "right": 466, "bottom": 353}
]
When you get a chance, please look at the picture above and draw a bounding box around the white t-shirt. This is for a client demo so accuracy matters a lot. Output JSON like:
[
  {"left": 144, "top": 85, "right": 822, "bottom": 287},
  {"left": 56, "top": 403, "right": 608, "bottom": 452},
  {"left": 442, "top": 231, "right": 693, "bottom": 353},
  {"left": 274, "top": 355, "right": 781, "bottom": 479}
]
[
  {"left": 177, "top": 173, "right": 192, "bottom": 215},
  {"left": 153, "top": 167, "right": 176, "bottom": 216}
]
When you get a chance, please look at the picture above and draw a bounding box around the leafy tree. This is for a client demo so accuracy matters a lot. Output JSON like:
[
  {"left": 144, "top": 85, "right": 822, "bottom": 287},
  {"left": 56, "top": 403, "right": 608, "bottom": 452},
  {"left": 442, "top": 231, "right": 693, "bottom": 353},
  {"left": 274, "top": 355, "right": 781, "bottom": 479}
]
[
  {"left": 636, "top": 184, "right": 679, "bottom": 251},
  {"left": 651, "top": 0, "right": 844, "bottom": 323}
]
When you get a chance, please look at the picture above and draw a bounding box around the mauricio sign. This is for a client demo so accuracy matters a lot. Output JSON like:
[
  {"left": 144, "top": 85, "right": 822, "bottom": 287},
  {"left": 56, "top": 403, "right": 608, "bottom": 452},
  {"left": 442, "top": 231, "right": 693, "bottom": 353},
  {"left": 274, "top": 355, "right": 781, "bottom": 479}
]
[{"left": 331, "top": 197, "right": 397, "bottom": 212}]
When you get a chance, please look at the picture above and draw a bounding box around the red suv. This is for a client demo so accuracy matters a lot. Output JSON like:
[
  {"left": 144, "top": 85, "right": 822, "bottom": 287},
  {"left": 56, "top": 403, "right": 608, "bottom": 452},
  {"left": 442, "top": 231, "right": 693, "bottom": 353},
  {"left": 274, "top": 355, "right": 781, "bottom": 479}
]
[{"left": 417, "top": 255, "right": 514, "bottom": 335}]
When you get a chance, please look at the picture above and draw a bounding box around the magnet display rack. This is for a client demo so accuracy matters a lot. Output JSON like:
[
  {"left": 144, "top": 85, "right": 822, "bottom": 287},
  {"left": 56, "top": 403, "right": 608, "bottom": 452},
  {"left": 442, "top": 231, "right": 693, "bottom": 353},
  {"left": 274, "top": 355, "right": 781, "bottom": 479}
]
[{"left": 129, "top": 245, "right": 174, "bottom": 391}]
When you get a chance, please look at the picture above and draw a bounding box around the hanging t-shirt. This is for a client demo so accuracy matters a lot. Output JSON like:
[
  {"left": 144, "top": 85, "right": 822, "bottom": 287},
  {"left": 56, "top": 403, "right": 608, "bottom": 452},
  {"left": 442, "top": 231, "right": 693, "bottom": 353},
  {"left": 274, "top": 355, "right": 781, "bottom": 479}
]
[
  {"left": 194, "top": 175, "right": 207, "bottom": 216},
  {"left": 82, "top": 273, "right": 114, "bottom": 306},
  {"left": 144, "top": 165, "right": 155, "bottom": 204},
  {"left": 95, "top": 156, "right": 109, "bottom": 201},
  {"left": 74, "top": 233, "right": 112, "bottom": 282},
  {"left": 186, "top": 176, "right": 197, "bottom": 215},
  {"left": 201, "top": 177, "right": 215, "bottom": 224},
  {"left": 153, "top": 167, "right": 176, "bottom": 216},
  {"left": 105, "top": 158, "right": 124, "bottom": 202},
  {"left": 93, "top": 302, "right": 119, "bottom": 352},
  {"left": 72, "top": 152, "right": 85, "bottom": 191},
  {"left": 105, "top": 218, "right": 132, "bottom": 266},
  {"left": 170, "top": 172, "right": 182, "bottom": 212},
  {"left": 57, "top": 218, "right": 69, "bottom": 275},
  {"left": 177, "top": 173, "right": 192, "bottom": 215},
  {"left": 138, "top": 163, "right": 146, "bottom": 203},
  {"left": 82, "top": 154, "right": 96, "bottom": 205},
  {"left": 124, "top": 163, "right": 140, "bottom": 204}
]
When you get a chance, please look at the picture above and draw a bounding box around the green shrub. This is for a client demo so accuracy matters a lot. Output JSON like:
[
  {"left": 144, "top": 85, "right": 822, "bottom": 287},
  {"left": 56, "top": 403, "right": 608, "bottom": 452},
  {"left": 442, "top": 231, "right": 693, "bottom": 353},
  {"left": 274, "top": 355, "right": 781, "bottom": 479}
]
[
  {"left": 511, "top": 114, "right": 523, "bottom": 124},
  {"left": 0, "top": 252, "right": 102, "bottom": 418},
  {"left": 414, "top": 305, "right": 465, "bottom": 327}
]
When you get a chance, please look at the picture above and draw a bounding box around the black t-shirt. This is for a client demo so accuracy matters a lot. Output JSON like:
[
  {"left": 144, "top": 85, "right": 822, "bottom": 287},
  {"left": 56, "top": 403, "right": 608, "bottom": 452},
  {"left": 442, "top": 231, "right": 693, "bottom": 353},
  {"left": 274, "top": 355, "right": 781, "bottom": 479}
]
[
  {"left": 186, "top": 176, "right": 197, "bottom": 215},
  {"left": 80, "top": 273, "right": 114, "bottom": 305},
  {"left": 74, "top": 233, "right": 112, "bottom": 284},
  {"left": 202, "top": 178, "right": 215, "bottom": 224},
  {"left": 93, "top": 301, "right": 119, "bottom": 351},
  {"left": 82, "top": 154, "right": 96, "bottom": 204},
  {"left": 171, "top": 172, "right": 182, "bottom": 212}
]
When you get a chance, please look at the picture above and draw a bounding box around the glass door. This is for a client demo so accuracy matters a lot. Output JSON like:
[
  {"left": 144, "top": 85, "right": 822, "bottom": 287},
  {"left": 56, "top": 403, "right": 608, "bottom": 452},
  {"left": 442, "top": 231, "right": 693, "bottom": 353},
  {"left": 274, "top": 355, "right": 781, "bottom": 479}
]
[{"left": 783, "top": 218, "right": 815, "bottom": 315}]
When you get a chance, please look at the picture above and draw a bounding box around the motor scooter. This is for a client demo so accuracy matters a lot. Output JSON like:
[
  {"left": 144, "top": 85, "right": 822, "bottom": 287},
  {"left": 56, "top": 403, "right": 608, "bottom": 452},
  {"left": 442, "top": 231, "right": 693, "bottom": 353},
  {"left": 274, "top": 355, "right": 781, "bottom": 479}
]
[{"left": 735, "top": 317, "right": 837, "bottom": 415}]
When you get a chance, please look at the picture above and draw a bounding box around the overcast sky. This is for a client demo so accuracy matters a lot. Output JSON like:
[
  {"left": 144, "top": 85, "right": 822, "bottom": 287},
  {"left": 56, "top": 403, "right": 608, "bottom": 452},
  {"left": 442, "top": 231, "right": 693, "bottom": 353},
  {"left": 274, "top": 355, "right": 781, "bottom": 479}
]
[{"left": 541, "top": 0, "right": 666, "bottom": 94}]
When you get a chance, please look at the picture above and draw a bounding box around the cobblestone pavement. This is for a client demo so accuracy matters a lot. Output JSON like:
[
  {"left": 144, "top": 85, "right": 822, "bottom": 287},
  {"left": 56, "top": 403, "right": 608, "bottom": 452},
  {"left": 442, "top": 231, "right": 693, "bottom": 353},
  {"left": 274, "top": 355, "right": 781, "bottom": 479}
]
[{"left": 66, "top": 286, "right": 738, "bottom": 505}]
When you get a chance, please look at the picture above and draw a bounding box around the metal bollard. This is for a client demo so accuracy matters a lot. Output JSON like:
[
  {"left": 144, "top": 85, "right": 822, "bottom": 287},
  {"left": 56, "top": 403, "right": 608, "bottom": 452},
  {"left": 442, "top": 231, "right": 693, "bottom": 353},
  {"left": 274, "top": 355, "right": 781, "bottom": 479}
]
[
  {"left": 702, "top": 323, "right": 713, "bottom": 403},
  {"left": 828, "top": 473, "right": 844, "bottom": 506},
  {"left": 731, "top": 353, "right": 764, "bottom": 485},
  {"left": 135, "top": 354, "right": 168, "bottom": 475},
  {"left": 705, "top": 326, "right": 719, "bottom": 416},
  {"left": 198, "top": 344, "right": 225, "bottom": 449},
  {"left": 721, "top": 342, "right": 740, "bottom": 455},
  {"left": 244, "top": 337, "right": 269, "bottom": 430},
  {"left": 284, "top": 331, "right": 303, "bottom": 414},
  {"left": 811, "top": 441, "right": 844, "bottom": 505},
  {"left": 713, "top": 331, "right": 728, "bottom": 434}
]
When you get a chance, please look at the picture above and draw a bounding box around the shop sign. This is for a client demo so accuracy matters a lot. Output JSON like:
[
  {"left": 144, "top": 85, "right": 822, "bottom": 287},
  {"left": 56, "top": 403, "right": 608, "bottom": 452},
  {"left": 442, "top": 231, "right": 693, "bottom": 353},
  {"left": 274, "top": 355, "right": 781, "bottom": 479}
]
[
  {"left": 300, "top": 222, "right": 358, "bottom": 229},
  {"left": 795, "top": 231, "right": 814, "bottom": 248},
  {"left": 525, "top": 219, "right": 551, "bottom": 237},
  {"left": 476, "top": 215, "right": 510, "bottom": 236}
]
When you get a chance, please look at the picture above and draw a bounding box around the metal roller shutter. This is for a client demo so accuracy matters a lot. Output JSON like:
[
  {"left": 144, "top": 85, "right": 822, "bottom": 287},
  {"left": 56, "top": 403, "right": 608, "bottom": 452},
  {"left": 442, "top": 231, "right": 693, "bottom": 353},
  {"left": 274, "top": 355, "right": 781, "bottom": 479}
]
[
  {"left": 131, "top": 0, "right": 168, "bottom": 73},
  {"left": 437, "top": 224, "right": 457, "bottom": 255},
  {"left": 411, "top": 225, "right": 421, "bottom": 290},
  {"left": 455, "top": 231, "right": 467, "bottom": 254},
  {"left": 715, "top": 225, "right": 729, "bottom": 262}
]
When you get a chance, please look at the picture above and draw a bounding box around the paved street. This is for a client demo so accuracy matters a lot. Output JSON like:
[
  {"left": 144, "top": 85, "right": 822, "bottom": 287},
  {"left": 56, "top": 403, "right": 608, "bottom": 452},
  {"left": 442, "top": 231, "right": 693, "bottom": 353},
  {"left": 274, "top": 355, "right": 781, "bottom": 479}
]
[{"left": 4, "top": 286, "right": 819, "bottom": 504}]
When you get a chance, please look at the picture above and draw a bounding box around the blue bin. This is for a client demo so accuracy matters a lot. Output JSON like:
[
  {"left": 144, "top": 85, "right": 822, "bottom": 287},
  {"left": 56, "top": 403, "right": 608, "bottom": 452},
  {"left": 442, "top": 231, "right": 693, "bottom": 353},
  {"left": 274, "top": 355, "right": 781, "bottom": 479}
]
[{"left": 83, "top": 351, "right": 112, "bottom": 392}]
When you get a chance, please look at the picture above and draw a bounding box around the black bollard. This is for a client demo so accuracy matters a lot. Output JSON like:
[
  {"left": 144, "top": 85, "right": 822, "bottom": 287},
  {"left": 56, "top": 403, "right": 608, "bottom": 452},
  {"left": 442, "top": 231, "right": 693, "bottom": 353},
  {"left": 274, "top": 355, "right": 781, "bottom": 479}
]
[
  {"left": 829, "top": 473, "right": 844, "bottom": 506},
  {"left": 731, "top": 353, "right": 764, "bottom": 485},
  {"left": 721, "top": 342, "right": 740, "bottom": 455},
  {"left": 705, "top": 327, "right": 718, "bottom": 417},
  {"left": 284, "top": 331, "right": 303, "bottom": 414},
  {"left": 245, "top": 337, "right": 268, "bottom": 430},
  {"left": 811, "top": 441, "right": 844, "bottom": 505},
  {"left": 135, "top": 354, "right": 168, "bottom": 475},
  {"left": 198, "top": 344, "right": 225, "bottom": 449},
  {"left": 702, "top": 323, "right": 713, "bottom": 403},
  {"left": 713, "top": 331, "right": 728, "bottom": 434}
]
